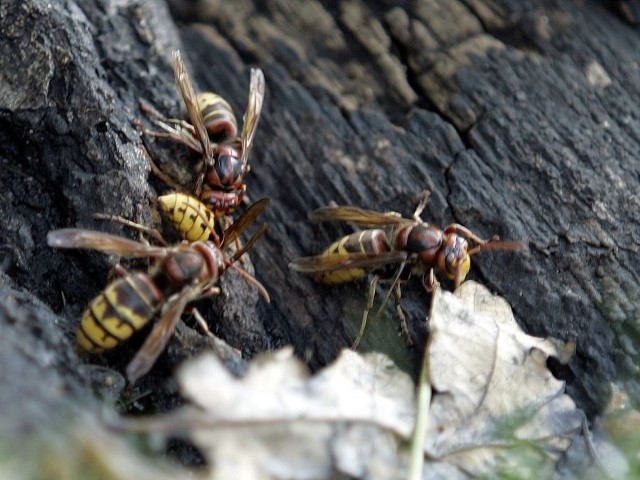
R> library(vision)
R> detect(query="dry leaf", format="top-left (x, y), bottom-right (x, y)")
top-left (113, 281), bottom-right (587, 479)
top-left (178, 347), bottom-right (414, 479)
top-left (179, 347), bottom-right (415, 434)
top-left (425, 282), bottom-right (583, 477)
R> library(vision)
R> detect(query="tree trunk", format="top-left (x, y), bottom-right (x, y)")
top-left (1, 0), bottom-right (638, 447)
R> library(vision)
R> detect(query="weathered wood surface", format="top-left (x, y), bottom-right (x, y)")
top-left (1, 0), bottom-right (639, 443)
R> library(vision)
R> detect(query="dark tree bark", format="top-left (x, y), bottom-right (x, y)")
top-left (1, 0), bottom-right (639, 447)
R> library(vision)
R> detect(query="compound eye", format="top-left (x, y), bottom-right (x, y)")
top-left (215, 155), bottom-right (242, 186)
top-left (444, 252), bottom-right (471, 284)
top-left (444, 237), bottom-right (470, 281)
top-left (444, 251), bottom-right (458, 278)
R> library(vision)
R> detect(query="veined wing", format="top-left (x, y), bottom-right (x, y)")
top-left (172, 50), bottom-right (214, 160)
top-left (240, 68), bottom-right (266, 169)
top-left (47, 229), bottom-right (169, 258)
top-left (308, 206), bottom-right (413, 227)
top-left (222, 198), bottom-right (270, 249)
top-left (125, 284), bottom-right (205, 383)
top-left (289, 250), bottom-right (408, 273)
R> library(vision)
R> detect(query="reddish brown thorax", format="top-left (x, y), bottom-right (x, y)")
top-left (160, 242), bottom-right (224, 287)
top-left (393, 224), bottom-right (471, 282)
top-left (192, 242), bottom-right (225, 282)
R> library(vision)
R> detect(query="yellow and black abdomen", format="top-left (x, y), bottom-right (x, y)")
top-left (158, 193), bottom-right (217, 242)
top-left (76, 273), bottom-right (163, 354)
top-left (197, 92), bottom-right (238, 142)
top-left (315, 229), bottom-right (390, 285)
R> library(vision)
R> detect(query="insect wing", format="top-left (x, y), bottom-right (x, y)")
top-left (47, 229), bottom-right (168, 258)
top-left (172, 50), bottom-right (213, 160)
top-left (289, 250), bottom-right (408, 273)
top-left (230, 223), bottom-right (268, 264)
top-left (138, 99), bottom-right (203, 154)
top-left (125, 285), bottom-right (201, 383)
top-left (222, 197), bottom-right (270, 249)
top-left (240, 68), bottom-right (266, 168)
top-left (308, 206), bottom-right (411, 227)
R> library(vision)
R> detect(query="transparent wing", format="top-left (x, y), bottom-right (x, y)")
top-left (138, 99), bottom-right (204, 154)
top-left (172, 50), bottom-right (213, 160)
top-left (229, 224), bottom-right (267, 264)
top-left (289, 250), bottom-right (408, 273)
top-left (125, 285), bottom-right (205, 383)
top-left (240, 68), bottom-right (266, 168)
top-left (222, 197), bottom-right (270, 249)
top-left (308, 206), bottom-right (413, 227)
top-left (47, 229), bottom-right (169, 258)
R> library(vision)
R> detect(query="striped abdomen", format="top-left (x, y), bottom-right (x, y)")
top-left (197, 93), bottom-right (238, 142)
top-left (158, 193), bottom-right (217, 242)
top-left (76, 273), bottom-right (163, 354)
top-left (315, 229), bottom-right (390, 285)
